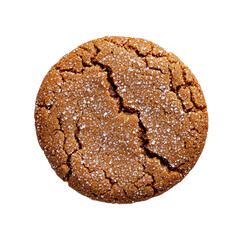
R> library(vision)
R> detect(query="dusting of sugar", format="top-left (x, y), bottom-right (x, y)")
top-left (35, 37), bottom-right (207, 203)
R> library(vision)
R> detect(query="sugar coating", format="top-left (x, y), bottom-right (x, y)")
top-left (35, 36), bottom-right (208, 203)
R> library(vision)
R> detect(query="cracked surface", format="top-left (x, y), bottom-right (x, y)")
top-left (35, 36), bottom-right (208, 203)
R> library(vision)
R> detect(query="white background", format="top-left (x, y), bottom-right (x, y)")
top-left (1, 0), bottom-right (239, 239)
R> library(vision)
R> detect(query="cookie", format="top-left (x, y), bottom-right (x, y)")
top-left (35, 36), bottom-right (208, 203)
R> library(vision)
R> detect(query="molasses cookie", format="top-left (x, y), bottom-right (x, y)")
top-left (35, 36), bottom-right (208, 203)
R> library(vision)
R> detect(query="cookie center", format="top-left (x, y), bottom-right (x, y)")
top-left (59, 43), bottom-right (191, 184)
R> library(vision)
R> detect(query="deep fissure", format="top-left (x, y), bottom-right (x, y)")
top-left (95, 61), bottom-right (179, 173)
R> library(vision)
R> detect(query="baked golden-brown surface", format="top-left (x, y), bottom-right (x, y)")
top-left (35, 36), bottom-right (208, 203)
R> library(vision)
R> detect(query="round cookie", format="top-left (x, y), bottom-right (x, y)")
top-left (35, 36), bottom-right (208, 203)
